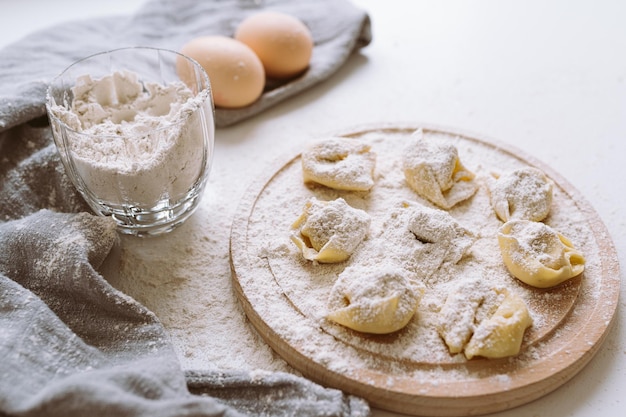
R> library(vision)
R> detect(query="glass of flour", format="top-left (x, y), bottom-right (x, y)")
top-left (46, 47), bottom-right (214, 236)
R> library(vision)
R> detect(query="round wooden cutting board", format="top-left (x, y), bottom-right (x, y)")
top-left (229, 124), bottom-right (620, 416)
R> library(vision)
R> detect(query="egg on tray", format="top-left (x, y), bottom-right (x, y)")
top-left (235, 11), bottom-right (313, 79)
top-left (178, 36), bottom-right (265, 108)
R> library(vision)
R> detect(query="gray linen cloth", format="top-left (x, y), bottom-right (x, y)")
top-left (0, 0), bottom-right (372, 415)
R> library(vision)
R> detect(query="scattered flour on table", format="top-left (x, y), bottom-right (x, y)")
top-left (105, 158), bottom-right (294, 373)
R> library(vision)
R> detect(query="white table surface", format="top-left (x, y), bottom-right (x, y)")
top-left (1, 1), bottom-right (624, 416)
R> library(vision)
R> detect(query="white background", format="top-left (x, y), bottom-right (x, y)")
top-left (1, 1), bottom-right (624, 416)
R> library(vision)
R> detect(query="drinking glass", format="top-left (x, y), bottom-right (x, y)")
top-left (46, 47), bottom-right (214, 236)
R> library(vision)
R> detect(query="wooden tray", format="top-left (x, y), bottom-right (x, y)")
top-left (229, 124), bottom-right (620, 416)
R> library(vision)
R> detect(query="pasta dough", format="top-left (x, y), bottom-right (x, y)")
top-left (405, 202), bottom-right (475, 266)
top-left (326, 265), bottom-right (424, 334)
top-left (498, 220), bottom-right (585, 288)
top-left (372, 201), bottom-right (476, 283)
top-left (291, 197), bottom-right (370, 263)
top-left (301, 137), bottom-right (376, 191)
top-left (438, 279), bottom-right (532, 359)
top-left (464, 289), bottom-right (533, 360)
top-left (403, 129), bottom-right (477, 209)
top-left (491, 167), bottom-right (553, 222)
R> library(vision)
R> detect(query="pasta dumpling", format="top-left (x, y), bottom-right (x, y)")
top-left (491, 167), bottom-right (553, 222)
top-left (375, 201), bottom-right (476, 281)
top-left (326, 265), bottom-right (424, 334)
top-left (464, 288), bottom-right (533, 360)
top-left (301, 137), bottom-right (376, 191)
top-left (291, 198), bottom-right (370, 263)
top-left (498, 220), bottom-right (585, 288)
top-left (403, 129), bottom-right (477, 209)
top-left (438, 279), bottom-right (532, 359)
top-left (405, 202), bottom-right (475, 266)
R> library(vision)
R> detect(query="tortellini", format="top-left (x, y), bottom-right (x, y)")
top-left (373, 202), bottom-right (476, 282)
top-left (301, 137), bottom-right (376, 191)
top-left (403, 129), bottom-right (477, 209)
top-left (326, 265), bottom-right (424, 334)
top-left (405, 202), bottom-right (476, 266)
top-left (491, 167), bottom-right (553, 222)
top-left (438, 279), bottom-right (532, 359)
top-left (464, 288), bottom-right (533, 360)
top-left (290, 198), bottom-right (370, 263)
top-left (498, 220), bottom-right (585, 288)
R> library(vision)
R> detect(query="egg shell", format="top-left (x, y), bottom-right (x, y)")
top-left (235, 11), bottom-right (313, 79)
top-left (178, 36), bottom-right (265, 108)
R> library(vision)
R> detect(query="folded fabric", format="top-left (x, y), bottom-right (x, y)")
top-left (0, 0), bottom-right (371, 130)
top-left (0, 209), bottom-right (368, 416)
top-left (0, 0), bottom-right (372, 415)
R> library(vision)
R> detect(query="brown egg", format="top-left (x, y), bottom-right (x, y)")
top-left (235, 11), bottom-right (313, 79)
top-left (178, 36), bottom-right (265, 108)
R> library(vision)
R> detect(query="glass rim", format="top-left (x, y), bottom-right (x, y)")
top-left (45, 46), bottom-right (213, 139)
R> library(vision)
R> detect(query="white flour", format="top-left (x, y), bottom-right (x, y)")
top-left (49, 70), bottom-right (206, 206)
